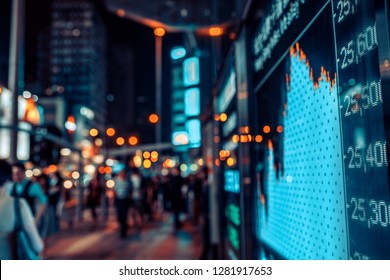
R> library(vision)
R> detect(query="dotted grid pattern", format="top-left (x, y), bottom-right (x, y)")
top-left (258, 53), bottom-right (348, 259)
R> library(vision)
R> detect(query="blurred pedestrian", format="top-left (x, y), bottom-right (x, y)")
top-left (170, 166), bottom-right (184, 229)
top-left (114, 169), bottom-right (131, 238)
top-left (149, 175), bottom-right (160, 220)
top-left (49, 171), bottom-right (65, 230)
top-left (129, 168), bottom-right (144, 232)
top-left (46, 171), bottom-right (61, 233)
top-left (190, 173), bottom-right (202, 225)
top-left (7, 162), bottom-right (48, 226)
top-left (35, 174), bottom-right (51, 239)
top-left (86, 172), bottom-right (103, 224)
top-left (0, 160), bottom-right (44, 260)
top-left (161, 174), bottom-right (172, 213)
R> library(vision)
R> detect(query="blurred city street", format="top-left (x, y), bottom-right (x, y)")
top-left (44, 207), bottom-right (202, 260)
top-left (2, 0), bottom-right (390, 262)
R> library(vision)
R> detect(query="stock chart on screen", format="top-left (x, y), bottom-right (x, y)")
top-left (252, 0), bottom-right (390, 259)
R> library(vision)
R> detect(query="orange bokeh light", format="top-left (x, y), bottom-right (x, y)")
top-left (106, 128), bottom-right (115, 137)
top-left (143, 151), bottom-right (151, 159)
top-left (219, 113), bottom-right (228, 122)
top-left (48, 164), bottom-right (57, 173)
top-left (232, 134), bottom-right (239, 143)
top-left (90, 128), bottom-right (98, 137)
top-left (226, 157), bottom-right (235, 167)
top-left (116, 137), bottom-right (125, 146)
top-left (209, 27), bottom-right (223, 36)
top-left (143, 159), bottom-right (152, 169)
top-left (255, 135), bottom-right (263, 143)
top-left (149, 113), bottom-right (159, 124)
top-left (154, 27), bottom-right (166, 37)
top-left (116, 9), bottom-right (125, 17)
top-left (128, 136), bottom-right (138, 146)
top-left (263, 125), bottom-right (271, 134)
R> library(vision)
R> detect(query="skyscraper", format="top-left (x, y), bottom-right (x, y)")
top-left (49, 0), bottom-right (106, 135)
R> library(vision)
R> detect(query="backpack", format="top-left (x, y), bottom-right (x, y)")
top-left (11, 181), bottom-right (35, 215)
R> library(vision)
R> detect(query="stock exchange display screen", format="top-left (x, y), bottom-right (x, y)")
top-left (251, 0), bottom-right (390, 259)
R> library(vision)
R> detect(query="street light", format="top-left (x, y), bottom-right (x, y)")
top-left (154, 27), bottom-right (165, 144)
top-left (116, 9), bottom-right (126, 17)
top-left (154, 27), bottom-right (165, 37)
top-left (149, 113), bottom-right (159, 124)
top-left (8, 0), bottom-right (25, 163)
top-left (208, 26), bottom-right (224, 37)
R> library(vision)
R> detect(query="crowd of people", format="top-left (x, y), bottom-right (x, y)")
top-left (0, 159), bottom-right (212, 260)
top-left (89, 165), bottom-right (212, 260)
top-left (0, 160), bottom-right (69, 259)
top-left (109, 166), bottom-right (210, 243)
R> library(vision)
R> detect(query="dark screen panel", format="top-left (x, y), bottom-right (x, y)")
top-left (217, 60), bottom-right (241, 259)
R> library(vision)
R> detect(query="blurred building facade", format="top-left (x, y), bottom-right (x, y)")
top-left (44, 0), bottom-right (107, 137)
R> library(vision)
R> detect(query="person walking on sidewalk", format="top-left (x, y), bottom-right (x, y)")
top-left (170, 166), bottom-right (184, 229)
top-left (86, 172), bottom-right (103, 225)
top-left (129, 168), bottom-right (144, 232)
top-left (0, 160), bottom-right (44, 260)
top-left (7, 162), bottom-right (48, 227)
top-left (114, 169), bottom-right (131, 239)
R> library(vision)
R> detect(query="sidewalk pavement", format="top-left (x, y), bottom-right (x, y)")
top-left (43, 207), bottom-right (203, 260)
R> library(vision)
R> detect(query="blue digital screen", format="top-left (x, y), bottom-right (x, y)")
top-left (252, 0), bottom-right (390, 260)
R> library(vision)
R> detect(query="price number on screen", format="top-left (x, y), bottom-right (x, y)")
top-left (346, 141), bottom-right (388, 171)
top-left (344, 80), bottom-right (383, 117)
top-left (339, 24), bottom-right (378, 69)
top-left (349, 197), bottom-right (390, 229)
top-left (336, 0), bottom-right (359, 23)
